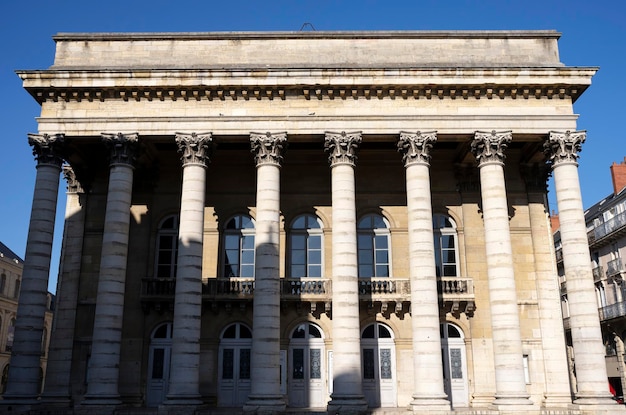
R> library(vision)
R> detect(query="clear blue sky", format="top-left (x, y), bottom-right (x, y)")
top-left (1, 0), bottom-right (624, 293)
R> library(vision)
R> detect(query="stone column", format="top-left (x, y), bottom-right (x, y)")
top-left (471, 130), bottom-right (532, 406)
top-left (544, 131), bottom-right (615, 406)
top-left (325, 131), bottom-right (368, 413)
top-left (398, 131), bottom-right (451, 412)
top-left (523, 164), bottom-right (573, 407)
top-left (165, 132), bottom-right (212, 405)
top-left (41, 166), bottom-right (85, 404)
top-left (2, 134), bottom-right (64, 403)
top-left (83, 133), bottom-right (138, 405)
top-left (244, 132), bottom-right (287, 413)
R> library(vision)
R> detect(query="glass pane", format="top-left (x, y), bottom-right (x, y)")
top-left (308, 265), bottom-right (322, 278)
top-left (292, 250), bottom-right (306, 265)
top-left (151, 348), bottom-right (165, 379)
top-left (240, 265), bottom-right (254, 278)
top-left (443, 250), bottom-right (456, 264)
top-left (159, 236), bottom-right (173, 249)
top-left (158, 250), bottom-right (173, 264)
top-left (309, 235), bottom-right (321, 249)
top-left (359, 249), bottom-right (373, 265)
top-left (291, 265), bottom-right (306, 278)
top-left (223, 325), bottom-right (236, 338)
top-left (378, 325), bottom-right (392, 338)
top-left (310, 349), bottom-right (321, 379)
top-left (373, 215), bottom-right (386, 229)
top-left (443, 265), bottom-right (457, 277)
top-left (308, 216), bottom-right (321, 229)
top-left (309, 250), bottom-right (321, 265)
top-left (241, 216), bottom-right (254, 229)
top-left (362, 325), bottom-right (375, 338)
top-left (293, 349), bottom-right (304, 379)
top-left (359, 265), bottom-right (373, 278)
top-left (154, 324), bottom-right (168, 339)
top-left (450, 348), bottom-right (463, 379)
top-left (239, 325), bottom-right (252, 338)
top-left (240, 348), bottom-right (251, 380)
top-left (358, 216), bottom-right (371, 229)
top-left (242, 235), bottom-right (255, 249)
top-left (447, 325), bottom-right (461, 338)
top-left (308, 325), bottom-right (322, 338)
top-left (358, 234), bottom-right (373, 249)
top-left (375, 265), bottom-right (389, 277)
top-left (375, 235), bottom-right (388, 249)
top-left (380, 348), bottom-right (392, 379)
top-left (292, 324), bottom-right (306, 338)
top-left (363, 349), bottom-right (375, 379)
top-left (225, 235), bottom-right (239, 249)
top-left (441, 235), bottom-right (455, 249)
top-left (226, 217), bottom-right (238, 229)
top-left (375, 250), bottom-right (388, 263)
top-left (292, 216), bottom-right (306, 229)
top-left (242, 250), bottom-right (254, 264)
top-left (291, 235), bottom-right (306, 249)
top-left (222, 349), bottom-right (234, 379)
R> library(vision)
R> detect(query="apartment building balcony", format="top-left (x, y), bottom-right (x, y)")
top-left (598, 300), bottom-right (626, 321)
top-left (140, 276), bottom-right (476, 316)
top-left (607, 257), bottom-right (625, 280)
top-left (592, 265), bottom-right (604, 283)
top-left (555, 247), bottom-right (563, 264)
top-left (588, 210), bottom-right (626, 248)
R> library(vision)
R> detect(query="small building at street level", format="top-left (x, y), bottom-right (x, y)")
top-left (2, 30), bottom-right (621, 414)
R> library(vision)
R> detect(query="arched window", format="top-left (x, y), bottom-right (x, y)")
top-left (289, 215), bottom-right (323, 278)
top-left (358, 214), bottom-right (390, 277)
top-left (433, 214), bottom-right (459, 277)
top-left (155, 215), bottom-right (179, 278)
top-left (223, 215), bottom-right (255, 278)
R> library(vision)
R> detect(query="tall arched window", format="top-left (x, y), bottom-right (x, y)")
top-left (290, 215), bottom-right (323, 278)
top-left (223, 215), bottom-right (255, 278)
top-left (155, 215), bottom-right (179, 279)
top-left (433, 214), bottom-right (459, 277)
top-left (358, 214), bottom-right (390, 277)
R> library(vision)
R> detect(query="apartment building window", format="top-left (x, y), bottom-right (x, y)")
top-left (155, 215), bottom-right (179, 279)
top-left (357, 214), bottom-right (391, 278)
top-left (0, 273), bottom-right (5, 295)
top-left (289, 214), bottom-right (323, 278)
top-left (223, 215), bottom-right (255, 278)
top-left (433, 214), bottom-right (459, 277)
top-left (12, 280), bottom-right (19, 299)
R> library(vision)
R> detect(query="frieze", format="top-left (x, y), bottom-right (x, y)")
top-left (28, 133), bottom-right (65, 168)
top-left (175, 132), bottom-right (213, 167)
top-left (398, 131), bottom-right (437, 167)
top-left (324, 131), bottom-right (362, 167)
top-left (102, 132), bottom-right (139, 166)
top-left (250, 132), bottom-right (287, 167)
top-left (544, 130), bottom-right (586, 166)
top-left (471, 130), bottom-right (512, 166)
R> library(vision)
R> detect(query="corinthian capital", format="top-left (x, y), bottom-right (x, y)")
top-left (471, 130), bottom-right (512, 166)
top-left (250, 132), bottom-right (287, 167)
top-left (175, 132), bottom-right (212, 167)
top-left (324, 131), bottom-right (362, 167)
top-left (102, 132), bottom-right (139, 166)
top-left (62, 165), bottom-right (84, 194)
top-left (398, 131), bottom-right (437, 167)
top-left (28, 133), bottom-right (65, 168)
top-left (544, 130), bottom-right (586, 167)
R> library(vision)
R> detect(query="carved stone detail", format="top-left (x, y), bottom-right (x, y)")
top-left (102, 132), bottom-right (139, 166)
top-left (521, 163), bottom-right (551, 193)
top-left (398, 131), bottom-right (437, 167)
top-left (28, 133), bottom-right (65, 168)
top-left (62, 165), bottom-right (84, 194)
top-left (250, 131), bottom-right (287, 167)
top-left (324, 131), bottom-right (362, 167)
top-left (175, 132), bottom-right (213, 167)
top-left (471, 130), bottom-right (512, 166)
top-left (544, 130), bottom-right (586, 166)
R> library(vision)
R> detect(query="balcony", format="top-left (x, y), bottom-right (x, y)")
top-left (140, 276), bottom-right (476, 317)
top-left (588, 210), bottom-right (626, 248)
top-left (555, 248), bottom-right (563, 264)
top-left (599, 300), bottom-right (626, 321)
top-left (607, 258), bottom-right (624, 278)
top-left (592, 265), bottom-right (604, 283)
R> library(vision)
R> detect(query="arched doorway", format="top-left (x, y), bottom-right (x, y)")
top-left (361, 322), bottom-right (397, 408)
top-left (146, 322), bottom-right (173, 407)
top-left (441, 322), bottom-right (469, 408)
top-left (218, 323), bottom-right (252, 407)
top-left (288, 322), bottom-right (327, 408)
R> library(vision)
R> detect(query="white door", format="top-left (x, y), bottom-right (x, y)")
top-left (288, 323), bottom-right (327, 408)
top-left (441, 323), bottom-right (469, 408)
top-left (361, 323), bottom-right (397, 408)
top-left (218, 323), bottom-right (252, 407)
top-left (146, 322), bottom-right (172, 407)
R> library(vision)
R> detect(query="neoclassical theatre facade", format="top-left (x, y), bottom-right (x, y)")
top-left (3, 31), bottom-right (620, 414)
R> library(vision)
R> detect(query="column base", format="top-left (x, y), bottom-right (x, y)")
top-left (573, 392), bottom-right (617, 406)
top-left (493, 393), bottom-right (533, 406)
top-left (327, 394), bottom-right (368, 415)
top-left (163, 394), bottom-right (203, 406)
top-left (80, 394), bottom-right (122, 406)
top-left (409, 393), bottom-right (451, 412)
top-left (158, 403), bottom-right (206, 415)
top-left (542, 393), bottom-right (575, 407)
top-left (243, 394), bottom-right (286, 414)
top-left (574, 402), bottom-right (626, 414)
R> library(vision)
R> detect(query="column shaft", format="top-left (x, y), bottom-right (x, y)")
top-left (325, 131), bottom-right (367, 412)
top-left (42, 167), bottom-right (84, 403)
top-left (84, 133), bottom-right (137, 404)
top-left (472, 131), bottom-right (532, 406)
top-left (3, 134), bottom-right (63, 403)
top-left (245, 132), bottom-right (286, 413)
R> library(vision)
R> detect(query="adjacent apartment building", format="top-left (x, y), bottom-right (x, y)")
top-left (2, 30), bottom-right (620, 414)
top-left (0, 242), bottom-right (53, 394)
top-left (555, 158), bottom-right (626, 401)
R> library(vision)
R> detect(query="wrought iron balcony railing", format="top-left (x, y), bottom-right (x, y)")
top-left (599, 300), bottom-right (626, 321)
top-left (588, 210), bottom-right (626, 246)
top-left (607, 258), bottom-right (624, 277)
top-left (592, 265), bottom-right (604, 283)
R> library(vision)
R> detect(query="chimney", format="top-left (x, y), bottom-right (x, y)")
top-left (610, 157), bottom-right (626, 195)
top-left (550, 210), bottom-right (560, 231)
